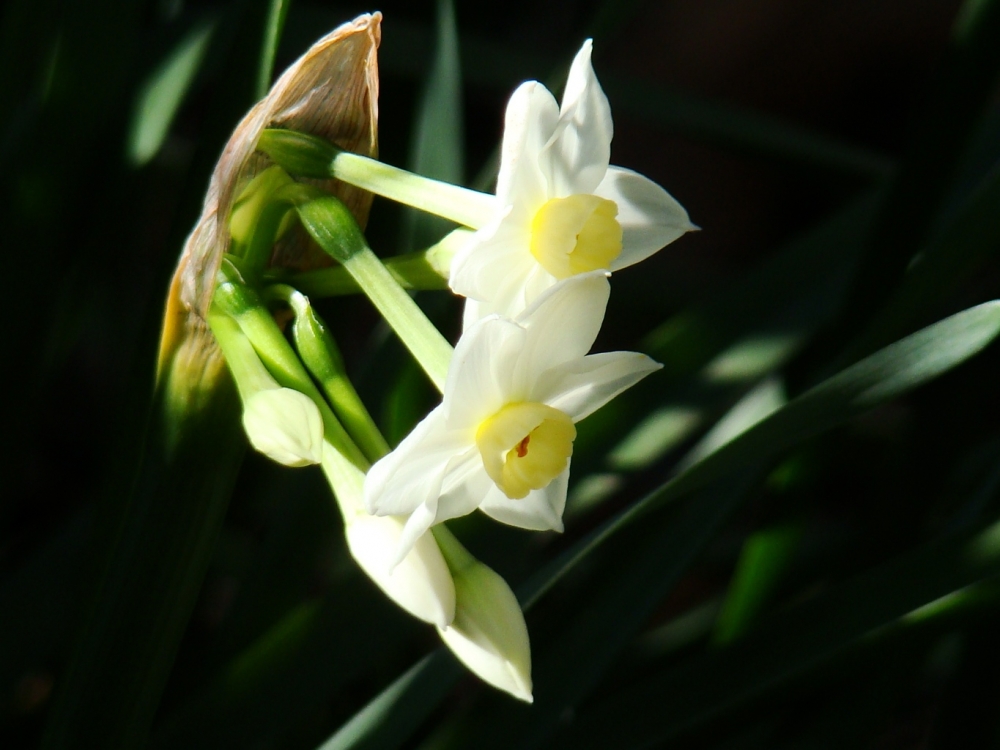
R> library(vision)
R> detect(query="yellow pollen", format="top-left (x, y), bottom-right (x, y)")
top-left (530, 194), bottom-right (623, 278)
top-left (476, 402), bottom-right (576, 500)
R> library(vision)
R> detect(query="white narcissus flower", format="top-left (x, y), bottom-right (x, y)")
top-left (364, 272), bottom-right (662, 561)
top-left (449, 39), bottom-right (696, 325)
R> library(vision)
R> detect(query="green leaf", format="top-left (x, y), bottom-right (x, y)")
top-left (712, 523), bottom-right (802, 645)
top-left (836, 159), bottom-right (1000, 367)
top-left (320, 300), bottom-right (1000, 749)
top-left (402, 0), bottom-right (465, 251)
top-left (317, 654), bottom-right (460, 750)
top-left (256, 0), bottom-right (291, 99)
top-left (831, 0), bottom-right (1000, 346)
top-left (552, 521), bottom-right (1000, 749)
top-left (644, 300), bottom-right (1000, 512)
top-left (127, 20), bottom-right (215, 166)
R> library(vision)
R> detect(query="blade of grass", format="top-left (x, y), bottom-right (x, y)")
top-left (835, 158), bottom-right (1000, 368)
top-left (401, 0), bottom-right (464, 252)
top-left (712, 523), bottom-right (802, 645)
top-left (318, 653), bottom-right (460, 750)
top-left (256, 0), bottom-right (291, 99)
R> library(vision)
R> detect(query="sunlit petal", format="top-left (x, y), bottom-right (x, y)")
top-left (541, 39), bottom-right (612, 196)
top-left (541, 351), bottom-right (663, 421)
top-left (596, 166), bottom-right (696, 270)
top-left (478, 467), bottom-right (569, 531)
top-left (495, 82), bottom-right (560, 209)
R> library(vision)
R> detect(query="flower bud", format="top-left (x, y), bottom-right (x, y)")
top-left (434, 528), bottom-right (533, 702)
top-left (321, 443), bottom-right (456, 628)
top-left (242, 387), bottom-right (324, 467)
top-left (346, 513), bottom-right (456, 628)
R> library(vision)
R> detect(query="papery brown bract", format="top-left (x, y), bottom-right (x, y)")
top-left (158, 13), bottom-right (381, 382)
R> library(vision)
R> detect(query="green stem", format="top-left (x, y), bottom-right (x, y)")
top-left (207, 312), bottom-right (279, 398)
top-left (267, 283), bottom-right (391, 463)
top-left (431, 524), bottom-right (476, 574)
top-left (332, 150), bottom-right (495, 229)
top-left (212, 262), bottom-right (367, 469)
top-left (296, 196), bottom-right (454, 392)
top-left (269, 251), bottom-right (450, 297)
top-left (258, 128), bottom-right (497, 229)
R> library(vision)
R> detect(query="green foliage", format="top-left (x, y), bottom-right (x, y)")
top-left (5, 0), bottom-right (1000, 748)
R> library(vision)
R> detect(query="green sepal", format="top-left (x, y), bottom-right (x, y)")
top-left (258, 128), bottom-right (340, 179)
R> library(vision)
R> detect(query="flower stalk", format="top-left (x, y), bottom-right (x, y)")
top-left (267, 283), bottom-right (390, 463)
top-left (212, 259), bottom-right (367, 468)
top-left (296, 195), bottom-right (454, 392)
top-left (258, 127), bottom-right (497, 229)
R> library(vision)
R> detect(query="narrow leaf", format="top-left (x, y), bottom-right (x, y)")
top-left (127, 20), bottom-right (215, 166)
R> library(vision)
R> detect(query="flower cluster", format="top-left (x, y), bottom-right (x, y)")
top-left (360, 40), bottom-right (692, 697)
top-left (365, 40), bottom-right (692, 559)
top-left (217, 32), bottom-right (693, 705)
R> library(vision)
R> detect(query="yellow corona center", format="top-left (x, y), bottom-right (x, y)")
top-left (475, 402), bottom-right (576, 500)
top-left (529, 194), bottom-right (623, 279)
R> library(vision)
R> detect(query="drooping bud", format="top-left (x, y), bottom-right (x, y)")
top-left (321, 443), bottom-right (457, 628)
top-left (242, 387), bottom-right (324, 467)
top-left (433, 526), bottom-right (533, 702)
top-left (208, 310), bottom-right (324, 467)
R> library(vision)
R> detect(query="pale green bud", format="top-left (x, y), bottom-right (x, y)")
top-left (241, 387), bottom-right (325, 467)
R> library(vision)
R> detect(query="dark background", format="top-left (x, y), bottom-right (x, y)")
top-left (5, 0), bottom-right (1000, 748)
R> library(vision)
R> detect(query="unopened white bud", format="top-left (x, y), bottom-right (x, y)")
top-left (435, 529), bottom-right (533, 702)
top-left (242, 387), bottom-right (324, 466)
top-left (346, 513), bottom-right (456, 628)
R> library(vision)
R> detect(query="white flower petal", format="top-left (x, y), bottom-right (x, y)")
top-left (461, 297), bottom-right (484, 332)
top-left (445, 316), bottom-right (526, 427)
top-left (364, 408), bottom-right (466, 517)
top-left (449, 205), bottom-right (527, 303)
top-left (393, 447), bottom-right (491, 564)
top-left (346, 514), bottom-right (456, 628)
top-left (439, 451), bottom-right (495, 515)
top-left (478, 466), bottom-right (568, 532)
top-left (541, 40), bottom-right (612, 196)
top-left (541, 351), bottom-right (663, 422)
top-left (512, 272), bottom-right (611, 397)
top-left (396, 502), bottom-right (442, 568)
top-left (495, 81), bottom-right (560, 209)
top-left (596, 166), bottom-right (696, 270)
